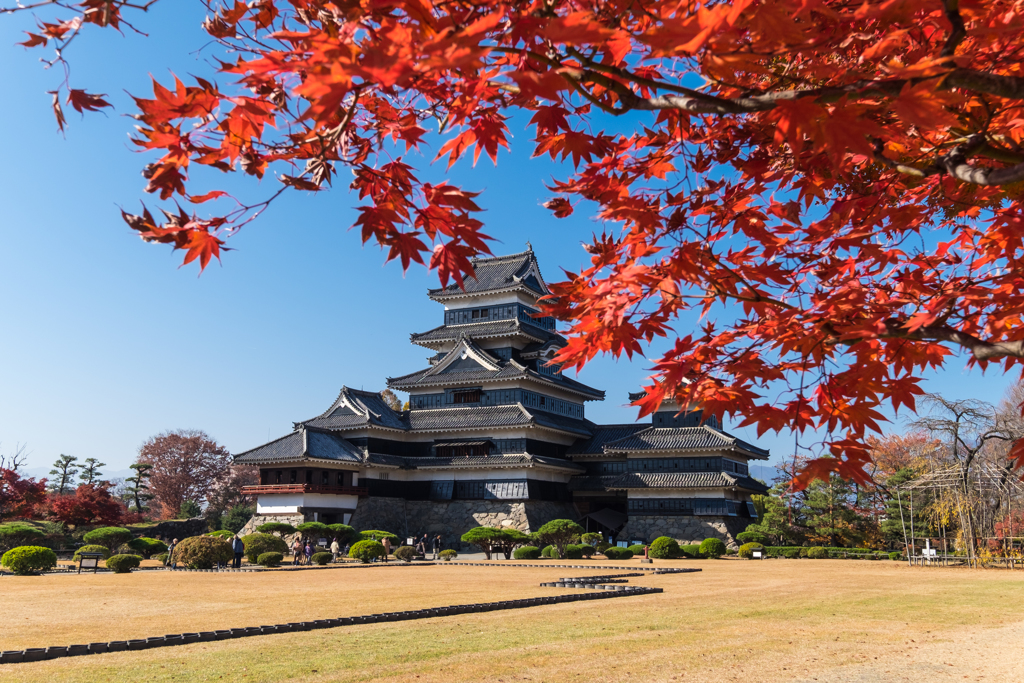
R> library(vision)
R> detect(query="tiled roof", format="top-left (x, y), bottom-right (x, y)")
top-left (566, 475), bottom-right (622, 492)
top-left (567, 424), bottom-right (649, 455)
top-left (603, 425), bottom-right (769, 459)
top-left (407, 404), bottom-right (533, 431)
top-left (233, 429), bottom-right (363, 465)
top-left (410, 318), bottom-right (561, 347)
top-left (299, 386), bottom-right (409, 431)
top-left (606, 471), bottom-right (769, 492)
top-left (428, 249), bottom-right (547, 300)
top-left (364, 452), bottom-right (584, 472)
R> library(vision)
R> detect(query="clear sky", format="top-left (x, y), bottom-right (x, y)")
top-left (0, 5), bottom-right (1016, 482)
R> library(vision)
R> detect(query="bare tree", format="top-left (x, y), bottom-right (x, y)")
top-left (909, 395), bottom-right (1018, 480)
top-left (0, 442), bottom-right (29, 472)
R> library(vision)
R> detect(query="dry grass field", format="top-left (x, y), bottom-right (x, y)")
top-left (1, 558), bottom-right (1022, 682)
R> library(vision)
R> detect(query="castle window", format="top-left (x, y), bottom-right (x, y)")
top-left (452, 389), bottom-right (481, 404)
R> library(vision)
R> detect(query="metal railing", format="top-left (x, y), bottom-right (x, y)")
top-left (241, 484), bottom-right (369, 496)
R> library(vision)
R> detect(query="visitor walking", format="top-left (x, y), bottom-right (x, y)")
top-left (167, 538), bottom-right (178, 569)
top-left (232, 535), bottom-right (245, 569)
top-left (292, 538), bottom-right (302, 566)
top-left (432, 534), bottom-right (441, 560)
top-left (330, 537), bottom-right (340, 563)
top-left (304, 541), bottom-right (313, 565)
top-left (382, 536), bottom-right (392, 563)
top-left (419, 533), bottom-right (429, 557)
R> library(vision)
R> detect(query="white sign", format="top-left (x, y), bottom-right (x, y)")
top-left (752, 550), bottom-right (763, 559)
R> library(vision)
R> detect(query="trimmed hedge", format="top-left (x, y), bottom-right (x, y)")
top-left (207, 530), bottom-right (236, 539)
top-left (807, 546), bottom-right (827, 559)
top-left (439, 549), bottom-right (457, 561)
top-left (679, 544), bottom-right (703, 559)
top-left (564, 544), bottom-right (584, 560)
top-left (736, 529), bottom-right (769, 545)
top-left (359, 530), bottom-right (399, 542)
top-left (73, 544), bottom-right (111, 561)
top-left (349, 540), bottom-right (385, 563)
top-left (541, 545), bottom-right (555, 558)
top-left (105, 554), bottom-right (141, 573)
top-left (127, 537), bottom-right (168, 559)
top-left (0, 523), bottom-right (46, 553)
top-left (738, 542), bottom-right (764, 559)
top-left (394, 546), bottom-right (417, 562)
top-left (783, 548), bottom-right (801, 559)
top-left (650, 536), bottom-right (681, 559)
top-left (241, 533), bottom-right (288, 564)
top-left (1, 546), bottom-right (57, 575)
top-left (596, 542), bottom-right (612, 554)
top-left (514, 546), bottom-right (541, 560)
top-left (311, 551), bottom-right (333, 565)
top-left (578, 544), bottom-right (596, 558)
top-left (155, 553), bottom-right (169, 564)
top-left (82, 527), bottom-right (133, 550)
top-left (257, 552), bottom-right (283, 567)
top-left (256, 522), bottom-right (296, 535)
top-left (889, 551), bottom-right (902, 560)
top-left (173, 536), bottom-right (233, 569)
top-left (603, 547), bottom-right (633, 560)
top-left (627, 544), bottom-right (645, 555)
top-left (699, 538), bottom-right (727, 559)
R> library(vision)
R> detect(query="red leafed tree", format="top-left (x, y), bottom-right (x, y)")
top-left (46, 483), bottom-right (125, 526)
top-left (137, 430), bottom-right (232, 519)
top-left (0, 469), bottom-right (48, 521)
top-left (10, 0), bottom-right (1024, 483)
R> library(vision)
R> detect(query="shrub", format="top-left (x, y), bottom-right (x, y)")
top-left (564, 544), bottom-right (584, 560)
top-left (359, 530), bottom-right (399, 542)
top-left (540, 545), bottom-right (554, 558)
top-left (0, 523), bottom-right (46, 553)
top-left (295, 522), bottom-right (331, 539)
top-left (439, 549), bottom-right (457, 561)
top-left (679, 544), bottom-right (703, 559)
top-left (256, 522), bottom-right (296, 535)
top-left (311, 551), bottom-right (333, 565)
top-left (536, 519), bottom-right (585, 559)
top-left (1, 546), bottom-right (57, 575)
top-left (105, 554), bottom-right (142, 573)
top-left (327, 524), bottom-right (361, 545)
top-left (699, 538), bottom-right (727, 559)
top-left (736, 529), bottom-right (769, 546)
top-left (257, 552), bottom-right (283, 567)
top-left (127, 537), bottom-right (168, 559)
top-left (514, 546), bottom-right (541, 560)
top-left (596, 542), bottom-right (612, 554)
top-left (627, 544), bottom-right (645, 555)
top-left (461, 526), bottom-right (506, 559)
top-left (241, 533), bottom-right (288, 564)
top-left (738, 542), bottom-right (764, 559)
top-left (889, 551), bottom-right (902, 561)
top-left (82, 527), bottom-right (133, 550)
top-left (603, 547), bottom-right (633, 560)
top-left (394, 545), bottom-right (417, 562)
top-left (155, 553), bottom-right (169, 564)
top-left (799, 547), bottom-right (809, 558)
top-left (579, 544), bottom-right (596, 558)
top-left (174, 536), bottom-right (233, 569)
top-left (349, 539), bottom-right (385, 563)
top-left (580, 532), bottom-right (603, 546)
top-left (650, 537), bottom-right (681, 559)
top-left (726, 548), bottom-right (738, 556)
top-left (783, 548), bottom-right (801, 559)
top-left (73, 544), bottom-right (111, 561)
top-left (207, 530), bottom-right (236, 539)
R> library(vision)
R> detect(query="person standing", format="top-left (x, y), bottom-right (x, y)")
top-left (432, 534), bottom-right (441, 560)
top-left (381, 536), bottom-right (392, 563)
top-left (304, 540), bottom-right (313, 565)
top-left (232, 535), bottom-right (245, 569)
top-left (420, 533), bottom-right (429, 557)
top-left (167, 538), bottom-right (178, 570)
top-left (330, 537), bottom-right (340, 563)
top-left (292, 538), bottom-right (303, 566)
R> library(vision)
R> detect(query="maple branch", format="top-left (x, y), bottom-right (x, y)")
top-left (828, 319), bottom-right (1024, 361)
top-left (940, 0), bottom-right (967, 58)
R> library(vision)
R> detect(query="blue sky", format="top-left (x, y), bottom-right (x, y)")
top-left (0, 5), bottom-right (1016, 481)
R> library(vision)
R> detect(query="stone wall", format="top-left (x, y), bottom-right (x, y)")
top-left (347, 497), bottom-right (409, 537)
top-left (618, 515), bottom-right (749, 549)
top-left (237, 513), bottom-right (305, 540)
top-left (141, 518), bottom-right (208, 541)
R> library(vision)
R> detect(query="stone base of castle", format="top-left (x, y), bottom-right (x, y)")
top-left (618, 515), bottom-right (750, 549)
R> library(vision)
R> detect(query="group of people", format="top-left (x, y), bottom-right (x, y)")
top-left (414, 533), bottom-right (443, 560)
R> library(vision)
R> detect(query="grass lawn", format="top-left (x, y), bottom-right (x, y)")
top-left (1, 558), bottom-right (1022, 682)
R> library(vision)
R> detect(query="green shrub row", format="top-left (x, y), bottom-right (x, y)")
top-left (602, 547), bottom-right (633, 560)
top-left (514, 546), bottom-right (541, 560)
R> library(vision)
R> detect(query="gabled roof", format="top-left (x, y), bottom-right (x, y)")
top-left (233, 428), bottom-right (364, 465)
top-left (298, 386), bottom-right (409, 432)
top-left (388, 336), bottom-right (604, 400)
top-left (427, 249), bottom-right (548, 301)
top-left (606, 471), bottom-right (769, 492)
top-left (375, 453), bottom-right (585, 473)
top-left (602, 425), bottom-right (769, 459)
top-left (567, 424), bottom-right (649, 456)
top-left (410, 318), bottom-right (563, 349)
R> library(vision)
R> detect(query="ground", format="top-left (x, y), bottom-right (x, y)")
top-left (1, 558), bottom-right (1022, 682)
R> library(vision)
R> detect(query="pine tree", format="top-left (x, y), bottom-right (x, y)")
top-left (804, 475), bottom-right (864, 547)
top-left (125, 463), bottom-right (154, 513)
top-left (78, 458), bottom-right (106, 485)
top-left (48, 454), bottom-right (80, 495)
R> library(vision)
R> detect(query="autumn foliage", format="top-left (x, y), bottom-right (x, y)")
top-left (11, 0), bottom-right (1024, 482)
top-left (137, 429), bottom-right (233, 519)
top-left (45, 483), bottom-right (125, 527)
top-left (0, 469), bottom-right (48, 521)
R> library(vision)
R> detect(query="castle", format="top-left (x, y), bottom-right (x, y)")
top-left (235, 248), bottom-right (768, 547)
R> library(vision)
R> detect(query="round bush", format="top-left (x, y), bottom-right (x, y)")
top-left (888, 551), bottom-right (902, 560)
top-left (73, 544), bottom-right (111, 561)
top-left (564, 544), bottom-right (584, 560)
top-left (349, 539), bottom-right (385, 563)
top-left (1, 546), bottom-right (57, 575)
top-left (680, 544), bottom-right (703, 559)
top-left (514, 546), bottom-right (541, 560)
top-left (327, 524), bottom-right (361, 545)
top-left (579, 544), bottom-right (596, 558)
top-left (649, 536), bottom-right (681, 559)
top-left (394, 545), bottom-right (417, 562)
top-left (127, 537), bottom-right (168, 559)
top-left (173, 536), bottom-right (233, 569)
top-left (627, 544), bottom-right (645, 555)
top-left (736, 529), bottom-right (769, 546)
top-left (580, 532), bottom-right (603, 546)
top-left (738, 542), bottom-right (764, 559)
top-left (82, 527), bottom-right (133, 550)
top-left (540, 545), bottom-right (554, 558)
top-left (257, 552), bottom-right (283, 567)
top-left (256, 522), bottom-right (296, 535)
top-left (783, 548), bottom-right (800, 559)
top-left (311, 551), bottom-right (332, 566)
top-left (799, 547), bottom-right (809, 558)
top-left (0, 523), bottom-right (46, 552)
top-left (596, 542), bottom-right (612, 554)
top-left (207, 530), bottom-right (236, 539)
top-left (699, 538), bottom-right (727, 559)
top-left (155, 552), bottom-right (169, 564)
top-left (241, 533), bottom-right (288, 564)
top-left (807, 546), bottom-right (827, 559)
top-left (105, 554), bottom-right (142, 573)
top-left (359, 530), bottom-right (399, 542)
top-left (439, 549), bottom-right (458, 561)
top-left (603, 547), bottom-right (634, 560)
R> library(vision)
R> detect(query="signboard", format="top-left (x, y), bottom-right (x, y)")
top-left (407, 537), bottom-right (415, 546)
top-left (752, 550), bottom-right (763, 559)
top-left (318, 538), bottom-right (327, 546)
top-left (80, 558), bottom-right (99, 568)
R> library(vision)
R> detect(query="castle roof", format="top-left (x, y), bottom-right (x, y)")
top-left (605, 471), bottom-right (769, 492)
top-left (566, 424), bottom-right (649, 456)
top-left (297, 386), bottom-right (408, 432)
top-left (234, 428), bottom-right (364, 465)
top-left (366, 452), bottom-right (583, 473)
top-left (602, 425), bottom-right (770, 459)
top-left (410, 318), bottom-right (562, 349)
top-left (427, 249), bottom-right (547, 301)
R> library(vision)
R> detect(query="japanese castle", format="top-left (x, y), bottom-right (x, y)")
top-left (235, 247), bottom-right (768, 547)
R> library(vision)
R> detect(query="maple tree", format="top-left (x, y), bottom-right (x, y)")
top-left (0, 469), bottom-right (48, 521)
top-left (10, 0), bottom-right (1024, 483)
top-left (45, 482), bottom-right (125, 526)
top-left (136, 429), bottom-right (233, 518)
